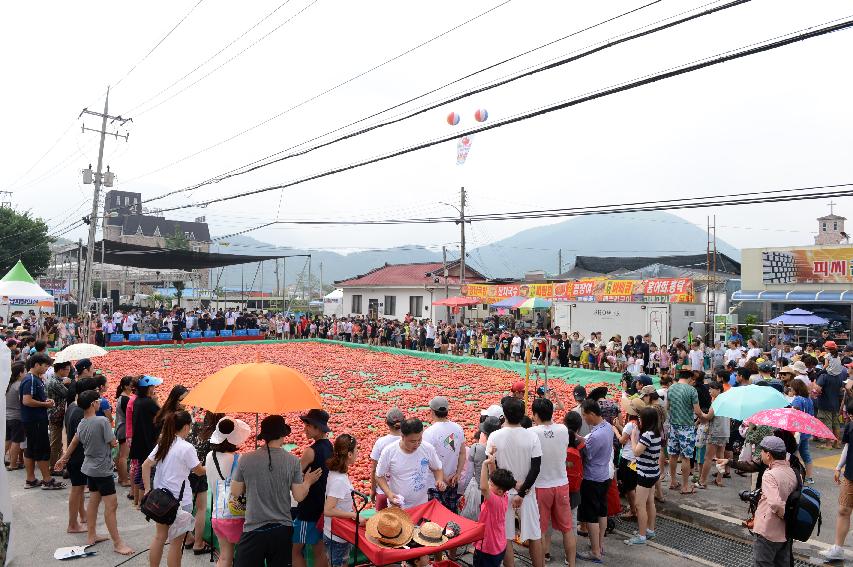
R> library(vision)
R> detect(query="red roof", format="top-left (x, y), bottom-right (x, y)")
top-left (336, 262), bottom-right (485, 287)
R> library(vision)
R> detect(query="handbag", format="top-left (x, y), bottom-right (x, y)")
top-left (141, 481), bottom-right (185, 525)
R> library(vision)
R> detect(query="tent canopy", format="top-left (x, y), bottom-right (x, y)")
top-left (0, 260), bottom-right (51, 299)
top-left (81, 240), bottom-right (300, 271)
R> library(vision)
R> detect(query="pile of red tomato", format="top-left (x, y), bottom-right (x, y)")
top-left (97, 343), bottom-right (620, 494)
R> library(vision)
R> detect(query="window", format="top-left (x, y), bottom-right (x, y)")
top-left (823, 222), bottom-right (827, 231)
top-left (384, 296), bottom-right (396, 316)
top-left (834, 222), bottom-right (838, 230)
top-left (352, 295), bottom-right (362, 314)
top-left (409, 296), bottom-right (423, 315)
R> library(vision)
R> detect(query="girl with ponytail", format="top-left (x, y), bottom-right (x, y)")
top-left (323, 434), bottom-right (363, 567)
top-left (142, 410), bottom-right (206, 567)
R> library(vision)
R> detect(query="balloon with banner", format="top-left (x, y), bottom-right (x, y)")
top-left (456, 135), bottom-right (473, 166)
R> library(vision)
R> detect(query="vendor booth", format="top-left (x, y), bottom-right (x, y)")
top-left (0, 260), bottom-right (53, 323)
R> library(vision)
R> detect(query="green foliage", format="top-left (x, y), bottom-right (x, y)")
top-left (742, 313), bottom-right (758, 339)
top-left (173, 280), bottom-right (186, 305)
top-left (164, 226), bottom-right (191, 251)
top-left (0, 208), bottom-right (52, 277)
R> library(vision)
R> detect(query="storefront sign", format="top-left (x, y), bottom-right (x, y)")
top-left (763, 247), bottom-right (853, 284)
top-left (462, 278), bottom-right (694, 304)
top-left (38, 278), bottom-right (68, 294)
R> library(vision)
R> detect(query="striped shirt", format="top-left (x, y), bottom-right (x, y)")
top-left (636, 431), bottom-right (661, 478)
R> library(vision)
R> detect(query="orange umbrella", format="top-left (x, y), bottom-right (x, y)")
top-left (182, 363), bottom-right (322, 414)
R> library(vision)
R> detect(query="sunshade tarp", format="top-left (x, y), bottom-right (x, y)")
top-left (767, 308), bottom-right (829, 326)
top-left (82, 240), bottom-right (295, 271)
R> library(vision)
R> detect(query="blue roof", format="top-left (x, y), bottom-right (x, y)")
top-left (732, 290), bottom-right (853, 303)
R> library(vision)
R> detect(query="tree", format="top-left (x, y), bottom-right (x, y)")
top-left (165, 226), bottom-right (191, 251)
top-left (173, 280), bottom-right (186, 306)
top-left (0, 207), bottom-right (52, 277)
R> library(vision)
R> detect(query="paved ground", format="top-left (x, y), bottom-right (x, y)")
top-left (8, 447), bottom-right (846, 566)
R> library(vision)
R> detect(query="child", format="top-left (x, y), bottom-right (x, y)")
top-left (579, 343), bottom-right (591, 369)
top-left (474, 448), bottom-right (516, 567)
top-left (563, 411), bottom-right (586, 533)
top-left (625, 407), bottom-right (662, 545)
top-left (697, 382), bottom-right (729, 488)
top-left (618, 398), bottom-right (644, 520)
top-left (323, 434), bottom-right (365, 567)
top-left (55, 390), bottom-right (133, 556)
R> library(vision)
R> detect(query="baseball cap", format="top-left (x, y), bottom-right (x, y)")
top-left (758, 361), bottom-right (774, 373)
top-left (429, 396), bottom-right (449, 412)
top-left (386, 408), bottom-right (405, 426)
top-left (626, 397), bottom-right (646, 416)
top-left (480, 404), bottom-right (503, 420)
top-left (74, 358), bottom-right (92, 373)
top-left (824, 340), bottom-right (838, 350)
top-left (479, 416), bottom-right (501, 437)
top-left (640, 385), bottom-right (657, 396)
top-left (510, 381), bottom-right (525, 393)
top-left (635, 375), bottom-right (653, 387)
top-left (760, 436), bottom-right (786, 454)
top-left (137, 375), bottom-right (163, 387)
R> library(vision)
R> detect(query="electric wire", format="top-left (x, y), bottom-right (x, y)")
top-left (125, 0), bottom-right (516, 184)
top-left (148, 16), bottom-right (853, 215)
top-left (132, 0), bottom-right (318, 117)
top-left (144, 0), bottom-right (736, 203)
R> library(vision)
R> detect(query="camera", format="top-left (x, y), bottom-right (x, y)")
top-left (739, 489), bottom-right (761, 505)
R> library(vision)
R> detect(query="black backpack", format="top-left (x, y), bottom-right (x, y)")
top-left (785, 469), bottom-right (821, 542)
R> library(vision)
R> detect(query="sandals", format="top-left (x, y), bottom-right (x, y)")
top-left (680, 487), bottom-right (696, 495)
top-left (668, 482), bottom-right (681, 491)
top-left (695, 482), bottom-right (708, 489)
top-left (24, 479), bottom-right (41, 489)
top-left (192, 544), bottom-right (213, 555)
top-left (41, 479), bottom-right (66, 490)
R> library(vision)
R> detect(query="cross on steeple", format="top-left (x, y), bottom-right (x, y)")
top-left (829, 201), bottom-right (837, 215)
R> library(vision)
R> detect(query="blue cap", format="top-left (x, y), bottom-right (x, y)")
top-left (138, 375), bottom-right (163, 387)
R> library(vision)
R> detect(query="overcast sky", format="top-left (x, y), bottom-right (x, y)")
top-left (2, 0), bottom-right (852, 256)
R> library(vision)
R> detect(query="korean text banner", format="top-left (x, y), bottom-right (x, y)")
top-left (462, 278), bottom-right (693, 303)
top-left (763, 248), bottom-right (853, 284)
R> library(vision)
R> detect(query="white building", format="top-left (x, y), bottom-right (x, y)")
top-left (335, 261), bottom-right (486, 321)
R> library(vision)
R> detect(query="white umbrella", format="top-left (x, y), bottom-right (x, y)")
top-left (53, 343), bottom-right (108, 363)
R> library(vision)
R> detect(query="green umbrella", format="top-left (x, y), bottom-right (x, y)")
top-left (711, 384), bottom-right (789, 420)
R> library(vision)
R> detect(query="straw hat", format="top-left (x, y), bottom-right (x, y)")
top-left (412, 521), bottom-right (449, 547)
top-left (365, 507), bottom-right (414, 548)
top-left (626, 397), bottom-right (646, 417)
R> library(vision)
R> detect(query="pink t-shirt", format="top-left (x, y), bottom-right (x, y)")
top-left (125, 395), bottom-right (137, 441)
top-left (474, 491), bottom-right (508, 555)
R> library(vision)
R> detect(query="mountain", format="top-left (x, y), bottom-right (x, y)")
top-left (210, 211), bottom-right (739, 291)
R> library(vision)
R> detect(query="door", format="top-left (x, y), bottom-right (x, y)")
top-left (368, 299), bottom-right (379, 320)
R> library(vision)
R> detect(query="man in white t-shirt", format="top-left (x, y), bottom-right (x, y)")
top-left (486, 398), bottom-right (544, 567)
top-left (689, 340), bottom-right (704, 372)
top-left (376, 419), bottom-right (446, 509)
top-left (531, 398), bottom-right (574, 567)
top-left (423, 396), bottom-right (466, 496)
top-left (369, 408), bottom-right (405, 510)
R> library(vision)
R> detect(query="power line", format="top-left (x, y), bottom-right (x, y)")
top-left (125, 0), bottom-right (516, 184)
top-left (112, 0), bottom-right (207, 91)
top-left (130, 0), bottom-right (316, 117)
top-left (144, 0), bottom-right (732, 203)
top-left (149, 16), bottom-right (853, 215)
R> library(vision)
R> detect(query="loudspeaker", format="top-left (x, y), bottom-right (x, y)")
top-left (110, 289), bottom-right (120, 309)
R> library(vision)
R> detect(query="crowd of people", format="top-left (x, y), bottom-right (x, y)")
top-left (5, 315), bottom-right (853, 567)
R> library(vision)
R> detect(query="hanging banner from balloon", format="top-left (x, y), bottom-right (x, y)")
top-left (448, 109), bottom-right (487, 165)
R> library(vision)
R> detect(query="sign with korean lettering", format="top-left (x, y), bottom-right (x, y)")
top-left (762, 248), bottom-right (853, 284)
top-left (462, 278), bottom-right (693, 303)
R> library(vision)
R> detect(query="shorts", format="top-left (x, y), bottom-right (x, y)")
top-left (292, 517), bottom-right (323, 545)
top-left (569, 355), bottom-right (581, 362)
top-left (474, 548), bottom-right (506, 567)
top-left (67, 460), bottom-right (88, 487)
top-left (23, 420), bottom-right (50, 462)
top-left (637, 474), bottom-right (659, 489)
top-left (87, 474), bottom-right (117, 496)
top-left (426, 338), bottom-right (435, 348)
top-left (708, 436), bottom-right (728, 447)
top-left (189, 471), bottom-right (208, 495)
top-left (617, 460), bottom-right (638, 494)
top-left (6, 419), bottom-right (24, 443)
top-left (324, 535), bottom-right (352, 567)
top-left (213, 518), bottom-right (246, 544)
top-left (503, 489), bottom-right (541, 542)
top-left (535, 484), bottom-right (573, 533)
top-left (839, 477), bottom-right (853, 509)
top-left (667, 424), bottom-right (697, 459)
top-left (818, 409), bottom-right (840, 433)
top-left (578, 479), bottom-right (610, 523)
top-left (236, 524), bottom-right (293, 567)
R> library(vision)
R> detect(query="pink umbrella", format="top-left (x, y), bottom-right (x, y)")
top-left (745, 408), bottom-right (836, 440)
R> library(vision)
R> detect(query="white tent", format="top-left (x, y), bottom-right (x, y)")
top-left (0, 261), bottom-right (53, 322)
top-left (323, 288), bottom-right (344, 317)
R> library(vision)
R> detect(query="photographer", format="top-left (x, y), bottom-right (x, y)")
top-left (751, 436), bottom-right (797, 567)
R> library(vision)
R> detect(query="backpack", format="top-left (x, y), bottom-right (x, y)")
top-left (785, 468), bottom-right (821, 542)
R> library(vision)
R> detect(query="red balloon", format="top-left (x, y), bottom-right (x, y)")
top-left (446, 112), bottom-right (460, 126)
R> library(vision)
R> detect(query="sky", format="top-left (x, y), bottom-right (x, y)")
top-left (2, 0), bottom-right (853, 257)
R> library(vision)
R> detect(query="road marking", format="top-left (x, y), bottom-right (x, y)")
top-left (813, 454), bottom-right (840, 470)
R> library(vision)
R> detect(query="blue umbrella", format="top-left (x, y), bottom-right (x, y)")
top-left (767, 308), bottom-right (828, 326)
top-left (711, 384), bottom-right (790, 420)
top-left (491, 296), bottom-right (526, 308)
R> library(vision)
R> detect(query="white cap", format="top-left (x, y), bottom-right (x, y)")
top-left (480, 404), bottom-right (504, 419)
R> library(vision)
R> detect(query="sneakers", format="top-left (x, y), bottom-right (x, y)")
top-left (624, 535), bottom-right (647, 545)
top-left (805, 477), bottom-right (815, 485)
top-left (576, 551), bottom-right (604, 563)
top-left (819, 545), bottom-right (845, 561)
top-left (633, 529), bottom-right (657, 540)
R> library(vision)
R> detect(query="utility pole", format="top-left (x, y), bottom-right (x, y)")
top-left (557, 249), bottom-right (562, 275)
top-left (78, 87), bottom-right (130, 338)
top-left (442, 246), bottom-right (450, 323)
top-left (457, 187), bottom-right (467, 322)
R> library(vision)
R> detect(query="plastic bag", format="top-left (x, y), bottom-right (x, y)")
top-left (460, 478), bottom-right (481, 521)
